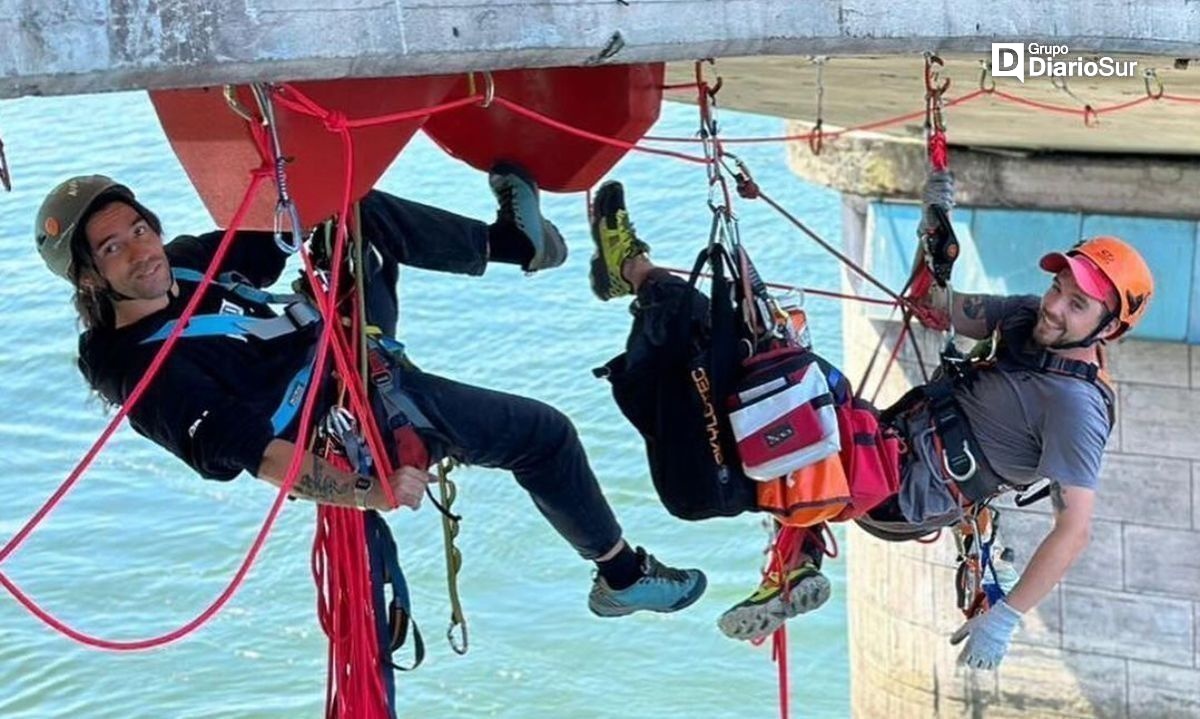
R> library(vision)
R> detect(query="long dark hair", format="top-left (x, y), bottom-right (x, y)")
top-left (67, 195), bottom-right (163, 331)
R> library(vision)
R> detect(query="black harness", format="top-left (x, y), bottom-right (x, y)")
top-left (880, 306), bottom-right (1114, 504)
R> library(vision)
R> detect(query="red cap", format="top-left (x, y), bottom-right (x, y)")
top-left (1039, 251), bottom-right (1117, 306)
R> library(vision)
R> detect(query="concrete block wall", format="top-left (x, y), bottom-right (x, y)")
top-left (839, 199), bottom-right (1200, 718)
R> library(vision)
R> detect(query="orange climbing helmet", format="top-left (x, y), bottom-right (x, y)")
top-left (1039, 235), bottom-right (1154, 341)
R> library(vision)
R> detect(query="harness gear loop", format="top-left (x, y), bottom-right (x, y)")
top-left (250, 83), bottom-right (304, 255)
top-left (977, 60), bottom-right (996, 93)
top-left (0, 130), bottom-right (11, 192)
top-left (1144, 68), bottom-right (1165, 99)
top-left (436, 459), bottom-right (469, 655)
top-left (808, 56), bottom-right (827, 155)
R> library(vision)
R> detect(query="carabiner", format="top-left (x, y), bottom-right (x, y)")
top-left (942, 441), bottom-right (978, 482)
top-left (924, 52), bottom-right (951, 98)
top-left (1143, 68), bottom-right (1164, 100)
top-left (273, 199), bottom-right (304, 254)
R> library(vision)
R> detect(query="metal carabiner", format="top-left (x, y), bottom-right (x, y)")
top-left (1143, 68), bottom-right (1165, 99)
top-left (273, 199), bottom-right (305, 255)
top-left (222, 85), bottom-right (258, 124)
top-left (942, 441), bottom-right (978, 483)
top-left (924, 52), bottom-right (951, 98)
top-left (977, 60), bottom-right (996, 93)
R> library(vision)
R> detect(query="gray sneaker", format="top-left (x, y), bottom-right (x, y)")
top-left (588, 548), bottom-right (707, 617)
top-left (717, 561), bottom-right (831, 642)
top-left (488, 163), bottom-right (567, 272)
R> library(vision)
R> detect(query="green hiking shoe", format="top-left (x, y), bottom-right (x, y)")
top-left (717, 560), bottom-right (831, 642)
top-left (589, 181), bottom-right (649, 301)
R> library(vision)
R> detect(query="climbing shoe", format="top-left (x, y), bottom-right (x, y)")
top-left (717, 560), bottom-right (831, 642)
top-left (588, 548), bottom-right (707, 617)
top-left (588, 180), bottom-right (650, 300)
top-left (489, 163), bottom-right (567, 272)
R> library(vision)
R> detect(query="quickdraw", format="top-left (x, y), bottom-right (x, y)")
top-left (249, 83), bottom-right (305, 254)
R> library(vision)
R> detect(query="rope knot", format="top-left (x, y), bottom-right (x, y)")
top-left (322, 110), bottom-right (349, 133)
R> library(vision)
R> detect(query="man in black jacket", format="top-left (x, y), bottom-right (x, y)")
top-left (34, 171), bottom-right (706, 618)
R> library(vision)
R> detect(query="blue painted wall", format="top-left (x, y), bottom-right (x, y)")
top-left (867, 202), bottom-right (1199, 343)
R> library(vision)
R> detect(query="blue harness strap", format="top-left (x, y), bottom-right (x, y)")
top-left (364, 510), bottom-right (424, 718)
top-left (170, 266), bottom-right (302, 306)
top-left (140, 267), bottom-right (322, 437)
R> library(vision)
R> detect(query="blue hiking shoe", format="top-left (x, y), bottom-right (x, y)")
top-left (488, 163), bottom-right (567, 272)
top-left (588, 547), bottom-right (707, 617)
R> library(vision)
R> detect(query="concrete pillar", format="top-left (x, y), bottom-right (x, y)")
top-left (833, 185), bottom-right (1200, 717)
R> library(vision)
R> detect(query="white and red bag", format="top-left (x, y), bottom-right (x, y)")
top-left (726, 347), bottom-right (840, 480)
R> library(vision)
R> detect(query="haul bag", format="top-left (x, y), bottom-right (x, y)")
top-left (602, 345), bottom-right (758, 521)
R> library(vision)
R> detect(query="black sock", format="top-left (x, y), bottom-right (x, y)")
top-left (596, 544), bottom-right (643, 590)
top-left (487, 221), bottom-right (535, 267)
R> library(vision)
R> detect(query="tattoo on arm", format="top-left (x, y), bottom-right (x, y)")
top-left (1050, 482), bottom-right (1067, 512)
top-left (295, 458), bottom-right (351, 502)
top-left (963, 296), bottom-right (985, 320)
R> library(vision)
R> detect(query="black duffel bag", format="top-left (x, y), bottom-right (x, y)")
top-left (596, 245), bottom-right (759, 521)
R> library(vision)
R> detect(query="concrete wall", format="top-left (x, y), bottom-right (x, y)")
top-left (5, 1), bottom-right (1200, 99)
top-left (839, 196), bottom-right (1200, 719)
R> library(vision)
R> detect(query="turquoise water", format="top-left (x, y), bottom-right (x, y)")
top-left (0, 92), bottom-right (849, 718)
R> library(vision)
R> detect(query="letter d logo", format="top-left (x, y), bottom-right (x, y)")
top-left (991, 42), bottom-right (1025, 82)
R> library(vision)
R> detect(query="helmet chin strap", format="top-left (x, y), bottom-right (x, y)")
top-left (1045, 310), bottom-right (1116, 351)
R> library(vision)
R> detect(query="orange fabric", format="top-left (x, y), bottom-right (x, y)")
top-left (757, 455), bottom-right (851, 527)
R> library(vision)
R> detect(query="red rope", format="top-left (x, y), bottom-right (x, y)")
top-left (278, 88), bottom-right (397, 718)
top-left (928, 130), bottom-right (949, 172)
top-left (644, 89), bottom-right (990, 145)
top-left (772, 624), bottom-right (790, 719)
top-left (660, 265), bottom-right (898, 307)
top-left (1161, 93), bottom-right (1200, 104)
top-left (491, 97), bottom-right (709, 165)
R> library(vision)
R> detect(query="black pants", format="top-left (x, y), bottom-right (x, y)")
top-left (354, 191), bottom-right (623, 560)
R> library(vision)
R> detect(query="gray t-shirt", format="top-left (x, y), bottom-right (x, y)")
top-left (951, 295), bottom-right (1111, 491)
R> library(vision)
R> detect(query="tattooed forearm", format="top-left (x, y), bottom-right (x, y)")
top-left (296, 463), bottom-right (349, 501)
top-left (257, 439), bottom-right (366, 509)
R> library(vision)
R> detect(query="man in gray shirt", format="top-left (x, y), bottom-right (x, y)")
top-left (585, 180), bottom-right (1155, 666)
top-left (889, 234), bottom-right (1154, 669)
